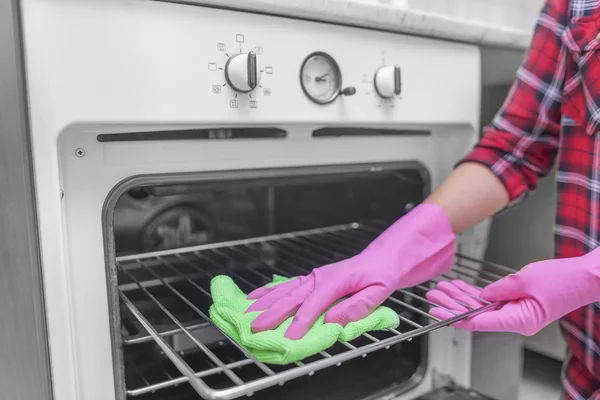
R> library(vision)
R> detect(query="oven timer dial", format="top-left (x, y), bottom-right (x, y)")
top-left (374, 66), bottom-right (401, 98)
top-left (224, 51), bottom-right (261, 93)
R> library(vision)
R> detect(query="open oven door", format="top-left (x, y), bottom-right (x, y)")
top-left (417, 384), bottom-right (497, 400)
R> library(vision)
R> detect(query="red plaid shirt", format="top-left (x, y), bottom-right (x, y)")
top-left (461, 0), bottom-right (600, 397)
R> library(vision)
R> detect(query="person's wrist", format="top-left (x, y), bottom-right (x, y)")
top-left (359, 202), bottom-right (456, 277)
top-left (413, 203), bottom-right (455, 240)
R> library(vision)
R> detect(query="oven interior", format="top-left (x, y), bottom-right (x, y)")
top-left (110, 164), bottom-right (441, 399)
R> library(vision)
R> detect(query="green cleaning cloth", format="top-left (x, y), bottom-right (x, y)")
top-left (208, 275), bottom-right (400, 365)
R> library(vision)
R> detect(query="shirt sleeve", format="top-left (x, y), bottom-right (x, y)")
top-left (459, 0), bottom-right (568, 206)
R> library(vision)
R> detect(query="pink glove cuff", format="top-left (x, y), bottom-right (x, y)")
top-left (361, 202), bottom-right (456, 289)
top-left (400, 203), bottom-right (455, 239)
top-left (563, 249), bottom-right (600, 305)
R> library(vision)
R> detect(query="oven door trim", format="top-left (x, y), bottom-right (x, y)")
top-left (101, 160), bottom-right (431, 400)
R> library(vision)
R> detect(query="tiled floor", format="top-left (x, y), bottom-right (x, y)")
top-left (519, 350), bottom-right (562, 400)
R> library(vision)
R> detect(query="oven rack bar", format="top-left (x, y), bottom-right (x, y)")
top-left (117, 222), bottom-right (513, 399)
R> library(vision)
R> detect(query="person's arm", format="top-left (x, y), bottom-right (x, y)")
top-left (425, 163), bottom-right (509, 234)
top-left (248, 0), bottom-right (568, 340)
top-left (425, 1), bottom-right (599, 337)
top-left (425, 0), bottom-right (566, 234)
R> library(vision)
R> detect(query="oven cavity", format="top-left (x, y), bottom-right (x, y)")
top-left (107, 164), bottom-right (511, 400)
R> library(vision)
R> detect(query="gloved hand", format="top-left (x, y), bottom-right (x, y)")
top-left (426, 251), bottom-right (600, 336)
top-left (246, 203), bottom-right (456, 340)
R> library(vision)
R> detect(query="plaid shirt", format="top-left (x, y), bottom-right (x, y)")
top-left (461, 0), bottom-right (600, 397)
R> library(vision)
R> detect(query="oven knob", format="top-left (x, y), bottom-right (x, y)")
top-left (224, 51), bottom-right (260, 93)
top-left (374, 66), bottom-right (401, 98)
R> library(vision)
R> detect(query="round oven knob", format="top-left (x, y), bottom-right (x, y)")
top-left (374, 66), bottom-right (401, 98)
top-left (224, 51), bottom-right (260, 93)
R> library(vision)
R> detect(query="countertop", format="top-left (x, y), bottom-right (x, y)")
top-left (181, 0), bottom-right (539, 49)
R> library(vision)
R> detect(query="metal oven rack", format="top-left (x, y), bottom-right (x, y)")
top-left (116, 222), bottom-right (514, 400)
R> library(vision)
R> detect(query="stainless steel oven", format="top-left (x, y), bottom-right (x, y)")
top-left (1, 0), bottom-right (516, 399)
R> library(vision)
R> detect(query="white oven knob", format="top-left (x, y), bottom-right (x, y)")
top-left (225, 51), bottom-right (260, 93)
top-left (374, 66), bottom-right (401, 98)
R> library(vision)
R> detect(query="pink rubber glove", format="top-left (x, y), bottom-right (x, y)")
top-left (246, 203), bottom-right (456, 340)
top-left (426, 251), bottom-right (600, 336)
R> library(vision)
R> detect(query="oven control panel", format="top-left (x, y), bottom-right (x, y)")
top-left (26, 0), bottom-right (481, 128)
top-left (184, 6), bottom-right (479, 123)
top-left (207, 32), bottom-right (405, 112)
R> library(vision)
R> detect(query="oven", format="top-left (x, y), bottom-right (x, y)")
top-left (1, 0), bottom-right (515, 399)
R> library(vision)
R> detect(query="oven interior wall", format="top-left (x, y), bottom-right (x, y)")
top-left (114, 168), bottom-right (426, 256)
top-left (114, 166), bottom-right (429, 400)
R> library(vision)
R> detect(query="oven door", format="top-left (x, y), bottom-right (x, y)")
top-left (415, 385), bottom-right (498, 400)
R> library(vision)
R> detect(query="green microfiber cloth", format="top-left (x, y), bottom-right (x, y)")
top-left (208, 275), bottom-right (400, 365)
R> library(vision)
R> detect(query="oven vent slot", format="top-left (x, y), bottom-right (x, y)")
top-left (97, 127), bottom-right (287, 142)
top-left (312, 127), bottom-right (430, 138)
top-left (116, 222), bottom-right (514, 399)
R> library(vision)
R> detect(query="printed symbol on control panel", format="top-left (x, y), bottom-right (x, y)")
top-left (208, 62), bottom-right (218, 71)
top-left (217, 43), bottom-right (226, 51)
top-left (265, 66), bottom-right (273, 74)
top-left (263, 88), bottom-right (271, 96)
top-left (255, 46), bottom-right (263, 55)
top-left (250, 100), bottom-right (258, 108)
top-left (230, 100), bottom-right (239, 108)
top-left (236, 34), bottom-right (245, 43)
top-left (212, 85), bottom-right (222, 94)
